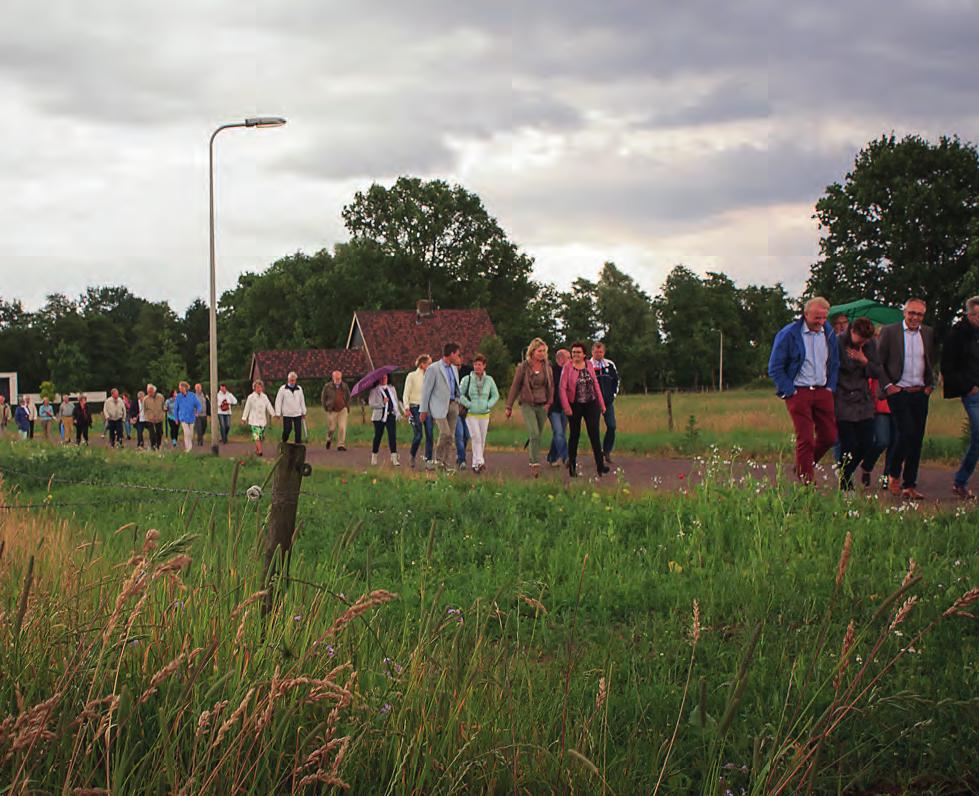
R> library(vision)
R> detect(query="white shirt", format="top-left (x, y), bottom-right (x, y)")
top-left (138, 399), bottom-right (147, 423)
top-left (241, 392), bottom-right (276, 426)
top-left (794, 327), bottom-right (828, 387)
top-left (216, 390), bottom-right (238, 415)
top-left (896, 322), bottom-right (926, 388)
top-left (275, 383), bottom-right (307, 417)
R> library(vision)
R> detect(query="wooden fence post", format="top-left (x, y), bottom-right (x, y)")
top-left (263, 443), bottom-right (308, 614)
top-left (666, 390), bottom-right (674, 433)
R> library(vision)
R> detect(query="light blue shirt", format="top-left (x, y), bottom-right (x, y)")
top-left (442, 361), bottom-right (458, 400)
top-left (794, 327), bottom-right (828, 387)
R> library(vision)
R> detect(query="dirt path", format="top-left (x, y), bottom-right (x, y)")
top-left (76, 430), bottom-right (972, 507)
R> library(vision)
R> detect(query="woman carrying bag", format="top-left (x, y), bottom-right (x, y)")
top-left (505, 337), bottom-right (554, 478)
top-left (369, 373), bottom-right (402, 467)
top-left (560, 341), bottom-right (609, 477)
top-left (459, 353), bottom-right (500, 474)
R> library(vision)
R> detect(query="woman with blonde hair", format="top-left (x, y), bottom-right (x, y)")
top-left (241, 379), bottom-right (277, 456)
top-left (403, 353), bottom-right (434, 467)
top-left (505, 337), bottom-right (554, 477)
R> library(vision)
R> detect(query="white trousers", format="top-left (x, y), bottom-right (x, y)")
top-left (466, 416), bottom-right (490, 467)
top-left (180, 421), bottom-right (194, 452)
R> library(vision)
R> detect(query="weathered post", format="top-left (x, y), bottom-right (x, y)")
top-left (263, 443), bottom-right (308, 613)
top-left (666, 390), bottom-right (674, 433)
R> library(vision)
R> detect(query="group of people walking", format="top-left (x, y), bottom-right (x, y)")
top-left (769, 295), bottom-right (979, 500)
top-left (338, 338), bottom-right (619, 477)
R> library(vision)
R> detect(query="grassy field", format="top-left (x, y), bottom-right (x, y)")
top-left (0, 442), bottom-right (976, 793)
top-left (218, 388), bottom-right (969, 462)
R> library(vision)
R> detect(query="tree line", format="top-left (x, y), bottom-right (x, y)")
top-left (2, 133), bottom-right (976, 395)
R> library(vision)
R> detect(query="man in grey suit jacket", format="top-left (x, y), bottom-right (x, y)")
top-left (876, 298), bottom-right (936, 499)
top-left (420, 341), bottom-right (463, 471)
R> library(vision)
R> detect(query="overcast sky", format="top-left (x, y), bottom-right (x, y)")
top-left (3, 0), bottom-right (978, 313)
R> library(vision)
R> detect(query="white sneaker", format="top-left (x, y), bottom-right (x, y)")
top-left (391, 452), bottom-right (400, 467)
top-left (370, 453), bottom-right (378, 466)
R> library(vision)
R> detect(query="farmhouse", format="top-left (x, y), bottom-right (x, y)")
top-left (248, 301), bottom-right (496, 384)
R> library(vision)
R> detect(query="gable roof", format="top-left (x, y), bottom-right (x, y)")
top-left (250, 348), bottom-right (368, 382)
top-left (351, 308), bottom-right (496, 370)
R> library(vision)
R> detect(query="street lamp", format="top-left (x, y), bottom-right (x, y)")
top-left (207, 116), bottom-right (286, 455)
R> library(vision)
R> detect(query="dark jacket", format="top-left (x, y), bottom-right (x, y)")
top-left (14, 405), bottom-right (30, 432)
top-left (876, 322), bottom-right (936, 390)
top-left (767, 318), bottom-right (840, 398)
top-left (835, 335), bottom-right (883, 422)
top-left (320, 380), bottom-right (351, 412)
top-left (942, 318), bottom-right (979, 399)
top-left (74, 403), bottom-right (93, 429)
top-left (591, 358), bottom-right (619, 405)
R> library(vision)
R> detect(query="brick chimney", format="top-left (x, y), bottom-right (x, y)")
top-left (416, 299), bottom-right (434, 320)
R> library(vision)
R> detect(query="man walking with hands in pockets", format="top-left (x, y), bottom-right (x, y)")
top-left (768, 296), bottom-right (840, 484)
top-left (420, 342), bottom-right (463, 473)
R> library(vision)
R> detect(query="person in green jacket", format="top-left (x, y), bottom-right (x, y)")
top-left (458, 353), bottom-right (500, 474)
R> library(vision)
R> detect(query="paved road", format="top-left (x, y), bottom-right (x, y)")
top-left (77, 430), bottom-right (973, 506)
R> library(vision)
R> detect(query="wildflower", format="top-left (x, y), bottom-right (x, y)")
top-left (379, 702), bottom-right (392, 716)
top-left (293, 614), bottom-right (302, 622)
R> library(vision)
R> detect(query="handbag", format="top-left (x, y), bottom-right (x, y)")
top-left (458, 375), bottom-right (473, 419)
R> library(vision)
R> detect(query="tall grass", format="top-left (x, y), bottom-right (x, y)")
top-left (0, 442), bottom-right (976, 792)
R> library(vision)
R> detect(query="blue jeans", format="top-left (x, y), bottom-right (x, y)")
top-left (861, 412), bottom-right (895, 474)
top-left (601, 401), bottom-right (616, 456)
top-left (455, 415), bottom-right (471, 464)
top-left (409, 405), bottom-right (433, 461)
top-left (954, 392), bottom-right (979, 487)
top-left (547, 410), bottom-right (568, 463)
top-left (218, 413), bottom-right (231, 444)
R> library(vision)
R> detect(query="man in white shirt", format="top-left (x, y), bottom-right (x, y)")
top-left (216, 383), bottom-right (238, 445)
top-left (877, 298), bottom-right (936, 499)
top-left (275, 371), bottom-right (307, 445)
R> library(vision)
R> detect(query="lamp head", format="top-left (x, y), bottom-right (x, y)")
top-left (245, 116), bottom-right (287, 128)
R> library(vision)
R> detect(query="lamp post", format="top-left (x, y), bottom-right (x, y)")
top-left (208, 117), bottom-right (286, 455)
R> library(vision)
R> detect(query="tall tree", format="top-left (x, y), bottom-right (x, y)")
top-left (341, 177), bottom-right (543, 356)
top-left (594, 262), bottom-right (662, 392)
top-left (807, 134), bottom-right (979, 339)
top-left (558, 277), bottom-right (601, 344)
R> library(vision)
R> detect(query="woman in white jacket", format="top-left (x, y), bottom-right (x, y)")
top-left (369, 374), bottom-right (402, 466)
top-left (241, 380), bottom-right (277, 456)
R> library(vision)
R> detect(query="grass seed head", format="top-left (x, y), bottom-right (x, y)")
top-left (835, 531), bottom-right (853, 588)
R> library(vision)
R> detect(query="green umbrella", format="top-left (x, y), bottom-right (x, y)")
top-left (829, 299), bottom-right (902, 326)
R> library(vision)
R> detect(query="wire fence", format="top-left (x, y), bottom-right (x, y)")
top-left (0, 458), bottom-right (337, 511)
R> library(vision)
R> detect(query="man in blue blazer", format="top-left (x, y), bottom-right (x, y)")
top-left (768, 297), bottom-right (840, 483)
top-left (420, 342), bottom-right (463, 472)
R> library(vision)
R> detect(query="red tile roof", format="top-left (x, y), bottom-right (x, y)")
top-left (250, 348), bottom-right (368, 382)
top-left (353, 308), bottom-right (496, 370)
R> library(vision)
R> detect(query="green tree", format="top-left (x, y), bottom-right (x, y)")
top-left (48, 340), bottom-right (89, 395)
top-left (807, 133), bottom-right (979, 340)
top-left (341, 177), bottom-right (543, 356)
top-left (594, 262), bottom-right (662, 392)
top-left (475, 334), bottom-right (512, 391)
top-left (558, 277), bottom-right (601, 345)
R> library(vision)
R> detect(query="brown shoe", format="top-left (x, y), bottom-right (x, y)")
top-left (888, 476), bottom-right (902, 496)
top-left (952, 484), bottom-right (975, 500)
top-left (901, 487), bottom-right (925, 500)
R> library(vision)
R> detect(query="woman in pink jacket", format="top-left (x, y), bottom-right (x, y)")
top-left (560, 341), bottom-right (609, 477)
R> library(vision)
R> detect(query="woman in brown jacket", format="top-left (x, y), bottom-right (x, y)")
top-left (505, 337), bottom-right (553, 477)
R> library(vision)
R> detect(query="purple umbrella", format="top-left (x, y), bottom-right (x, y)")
top-left (351, 365), bottom-right (399, 397)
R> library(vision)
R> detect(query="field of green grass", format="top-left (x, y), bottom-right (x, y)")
top-left (0, 442), bottom-right (976, 793)
top-left (221, 389), bottom-right (970, 462)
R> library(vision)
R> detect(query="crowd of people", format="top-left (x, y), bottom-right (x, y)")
top-left (768, 295), bottom-right (979, 500)
top-left (0, 338), bottom-right (621, 477)
top-left (4, 298), bottom-right (978, 496)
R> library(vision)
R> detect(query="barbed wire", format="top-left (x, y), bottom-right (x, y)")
top-left (0, 493), bottom-right (184, 511)
top-left (0, 465), bottom-right (240, 498)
